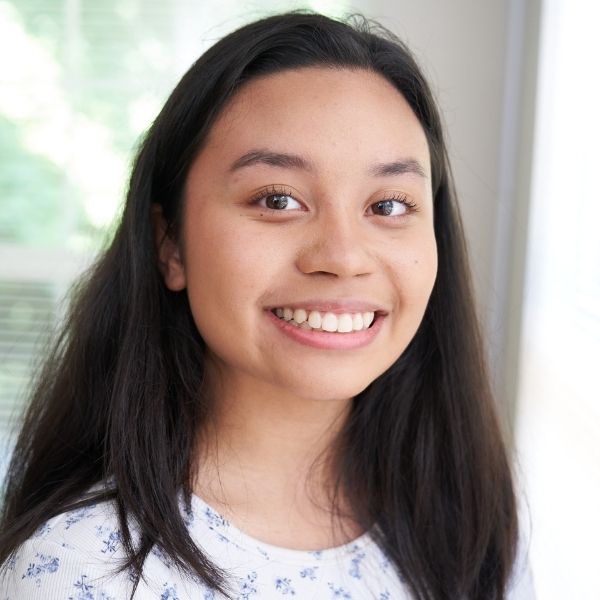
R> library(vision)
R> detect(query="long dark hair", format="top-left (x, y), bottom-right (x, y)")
top-left (0, 12), bottom-right (518, 600)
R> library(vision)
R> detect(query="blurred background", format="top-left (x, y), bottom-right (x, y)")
top-left (0, 0), bottom-right (598, 598)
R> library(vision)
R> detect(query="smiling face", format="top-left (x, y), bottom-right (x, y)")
top-left (158, 67), bottom-right (437, 403)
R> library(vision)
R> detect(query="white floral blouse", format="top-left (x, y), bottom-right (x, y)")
top-left (1, 491), bottom-right (535, 599)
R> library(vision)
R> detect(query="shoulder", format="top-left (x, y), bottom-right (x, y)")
top-left (17, 496), bottom-right (128, 566)
top-left (0, 497), bottom-right (198, 599)
top-left (1, 500), bottom-right (136, 599)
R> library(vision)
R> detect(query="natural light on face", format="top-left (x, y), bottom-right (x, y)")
top-left (167, 67), bottom-right (437, 404)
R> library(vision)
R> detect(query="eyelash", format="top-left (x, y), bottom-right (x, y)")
top-left (249, 185), bottom-right (302, 211)
top-left (248, 185), bottom-right (418, 216)
top-left (367, 192), bottom-right (418, 216)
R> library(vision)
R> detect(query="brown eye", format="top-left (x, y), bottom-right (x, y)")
top-left (370, 199), bottom-right (408, 216)
top-left (265, 195), bottom-right (291, 209)
top-left (253, 191), bottom-right (303, 211)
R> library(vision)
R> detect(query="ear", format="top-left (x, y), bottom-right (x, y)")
top-left (151, 203), bottom-right (186, 291)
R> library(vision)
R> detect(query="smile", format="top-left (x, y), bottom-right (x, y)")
top-left (272, 307), bottom-right (375, 333)
top-left (266, 305), bottom-right (385, 351)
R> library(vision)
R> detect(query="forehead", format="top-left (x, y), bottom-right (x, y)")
top-left (200, 67), bottom-right (431, 178)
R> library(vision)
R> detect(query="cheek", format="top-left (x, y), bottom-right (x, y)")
top-left (182, 212), bottom-right (285, 325)
top-left (388, 231), bottom-right (438, 307)
top-left (181, 219), bottom-right (260, 367)
top-left (416, 239), bottom-right (438, 296)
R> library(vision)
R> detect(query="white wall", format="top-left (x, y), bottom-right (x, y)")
top-left (367, 0), bottom-right (509, 305)
top-left (361, 0), bottom-right (540, 421)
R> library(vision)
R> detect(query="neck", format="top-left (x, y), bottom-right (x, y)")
top-left (191, 359), bottom-right (357, 544)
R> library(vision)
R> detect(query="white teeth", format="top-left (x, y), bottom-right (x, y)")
top-left (352, 313), bottom-right (364, 330)
top-left (308, 310), bottom-right (322, 329)
top-left (337, 314), bottom-right (353, 333)
top-left (293, 308), bottom-right (307, 324)
top-left (321, 312), bottom-right (338, 332)
top-left (273, 307), bottom-right (378, 333)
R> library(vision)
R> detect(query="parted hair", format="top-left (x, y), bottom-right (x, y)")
top-left (0, 11), bottom-right (518, 600)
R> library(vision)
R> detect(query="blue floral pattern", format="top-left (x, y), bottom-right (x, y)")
top-left (95, 527), bottom-right (121, 555)
top-left (0, 489), bottom-right (426, 599)
top-left (33, 522), bottom-right (52, 538)
top-left (274, 576), bottom-right (295, 595)
top-left (68, 574), bottom-right (116, 600)
top-left (348, 548), bottom-right (365, 579)
top-left (21, 552), bottom-right (59, 587)
top-left (299, 566), bottom-right (318, 580)
top-left (328, 582), bottom-right (352, 599)
top-left (203, 506), bottom-right (229, 529)
top-left (160, 582), bottom-right (180, 600)
top-left (236, 570), bottom-right (258, 599)
top-left (152, 545), bottom-right (175, 569)
top-left (182, 503), bottom-right (195, 528)
top-left (64, 506), bottom-right (96, 530)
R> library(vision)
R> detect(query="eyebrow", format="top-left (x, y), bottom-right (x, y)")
top-left (368, 158), bottom-right (427, 178)
top-left (228, 148), bottom-right (427, 178)
top-left (229, 149), bottom-right (315, 173)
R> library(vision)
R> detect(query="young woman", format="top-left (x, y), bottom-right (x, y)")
top-left (0, 12), bottom-right (533, 600)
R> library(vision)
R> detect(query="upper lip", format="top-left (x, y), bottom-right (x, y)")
top-left (266, 299), bottom-right (388, 315)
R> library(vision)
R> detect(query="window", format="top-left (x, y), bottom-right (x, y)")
top-left (0, 0), bottom-right (349, 481)
top-left (515, 1), bottom-right (600, 597)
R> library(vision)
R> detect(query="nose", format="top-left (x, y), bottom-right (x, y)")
top-left (295, 211), bottom-right (375, 279)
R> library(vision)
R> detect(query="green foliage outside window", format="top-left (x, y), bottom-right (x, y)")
top-left (0, 0), bottom-right (179, 249)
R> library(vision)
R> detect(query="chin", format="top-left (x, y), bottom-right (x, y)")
top-left (279, 370), bottom-right (384, 404)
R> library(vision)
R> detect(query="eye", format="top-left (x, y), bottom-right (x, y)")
top-left (367, 195), bottom-right (417, 217)
top-left (262, 194), bottom-right (302, 210)
top-left (250, 186), bottom-right (304, 211)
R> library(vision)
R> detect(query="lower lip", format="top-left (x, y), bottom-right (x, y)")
top-left (266, 310), bottom-right (385, 350)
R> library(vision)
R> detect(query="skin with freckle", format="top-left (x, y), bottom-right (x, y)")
top-left (160, 67), bottom-right (437, 405)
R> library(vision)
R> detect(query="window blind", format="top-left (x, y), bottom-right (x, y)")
top-left (0, 280), bottom-right (57, 433)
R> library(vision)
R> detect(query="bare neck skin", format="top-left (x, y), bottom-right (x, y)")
top-left (192, 356), bottom-right (361, 550)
